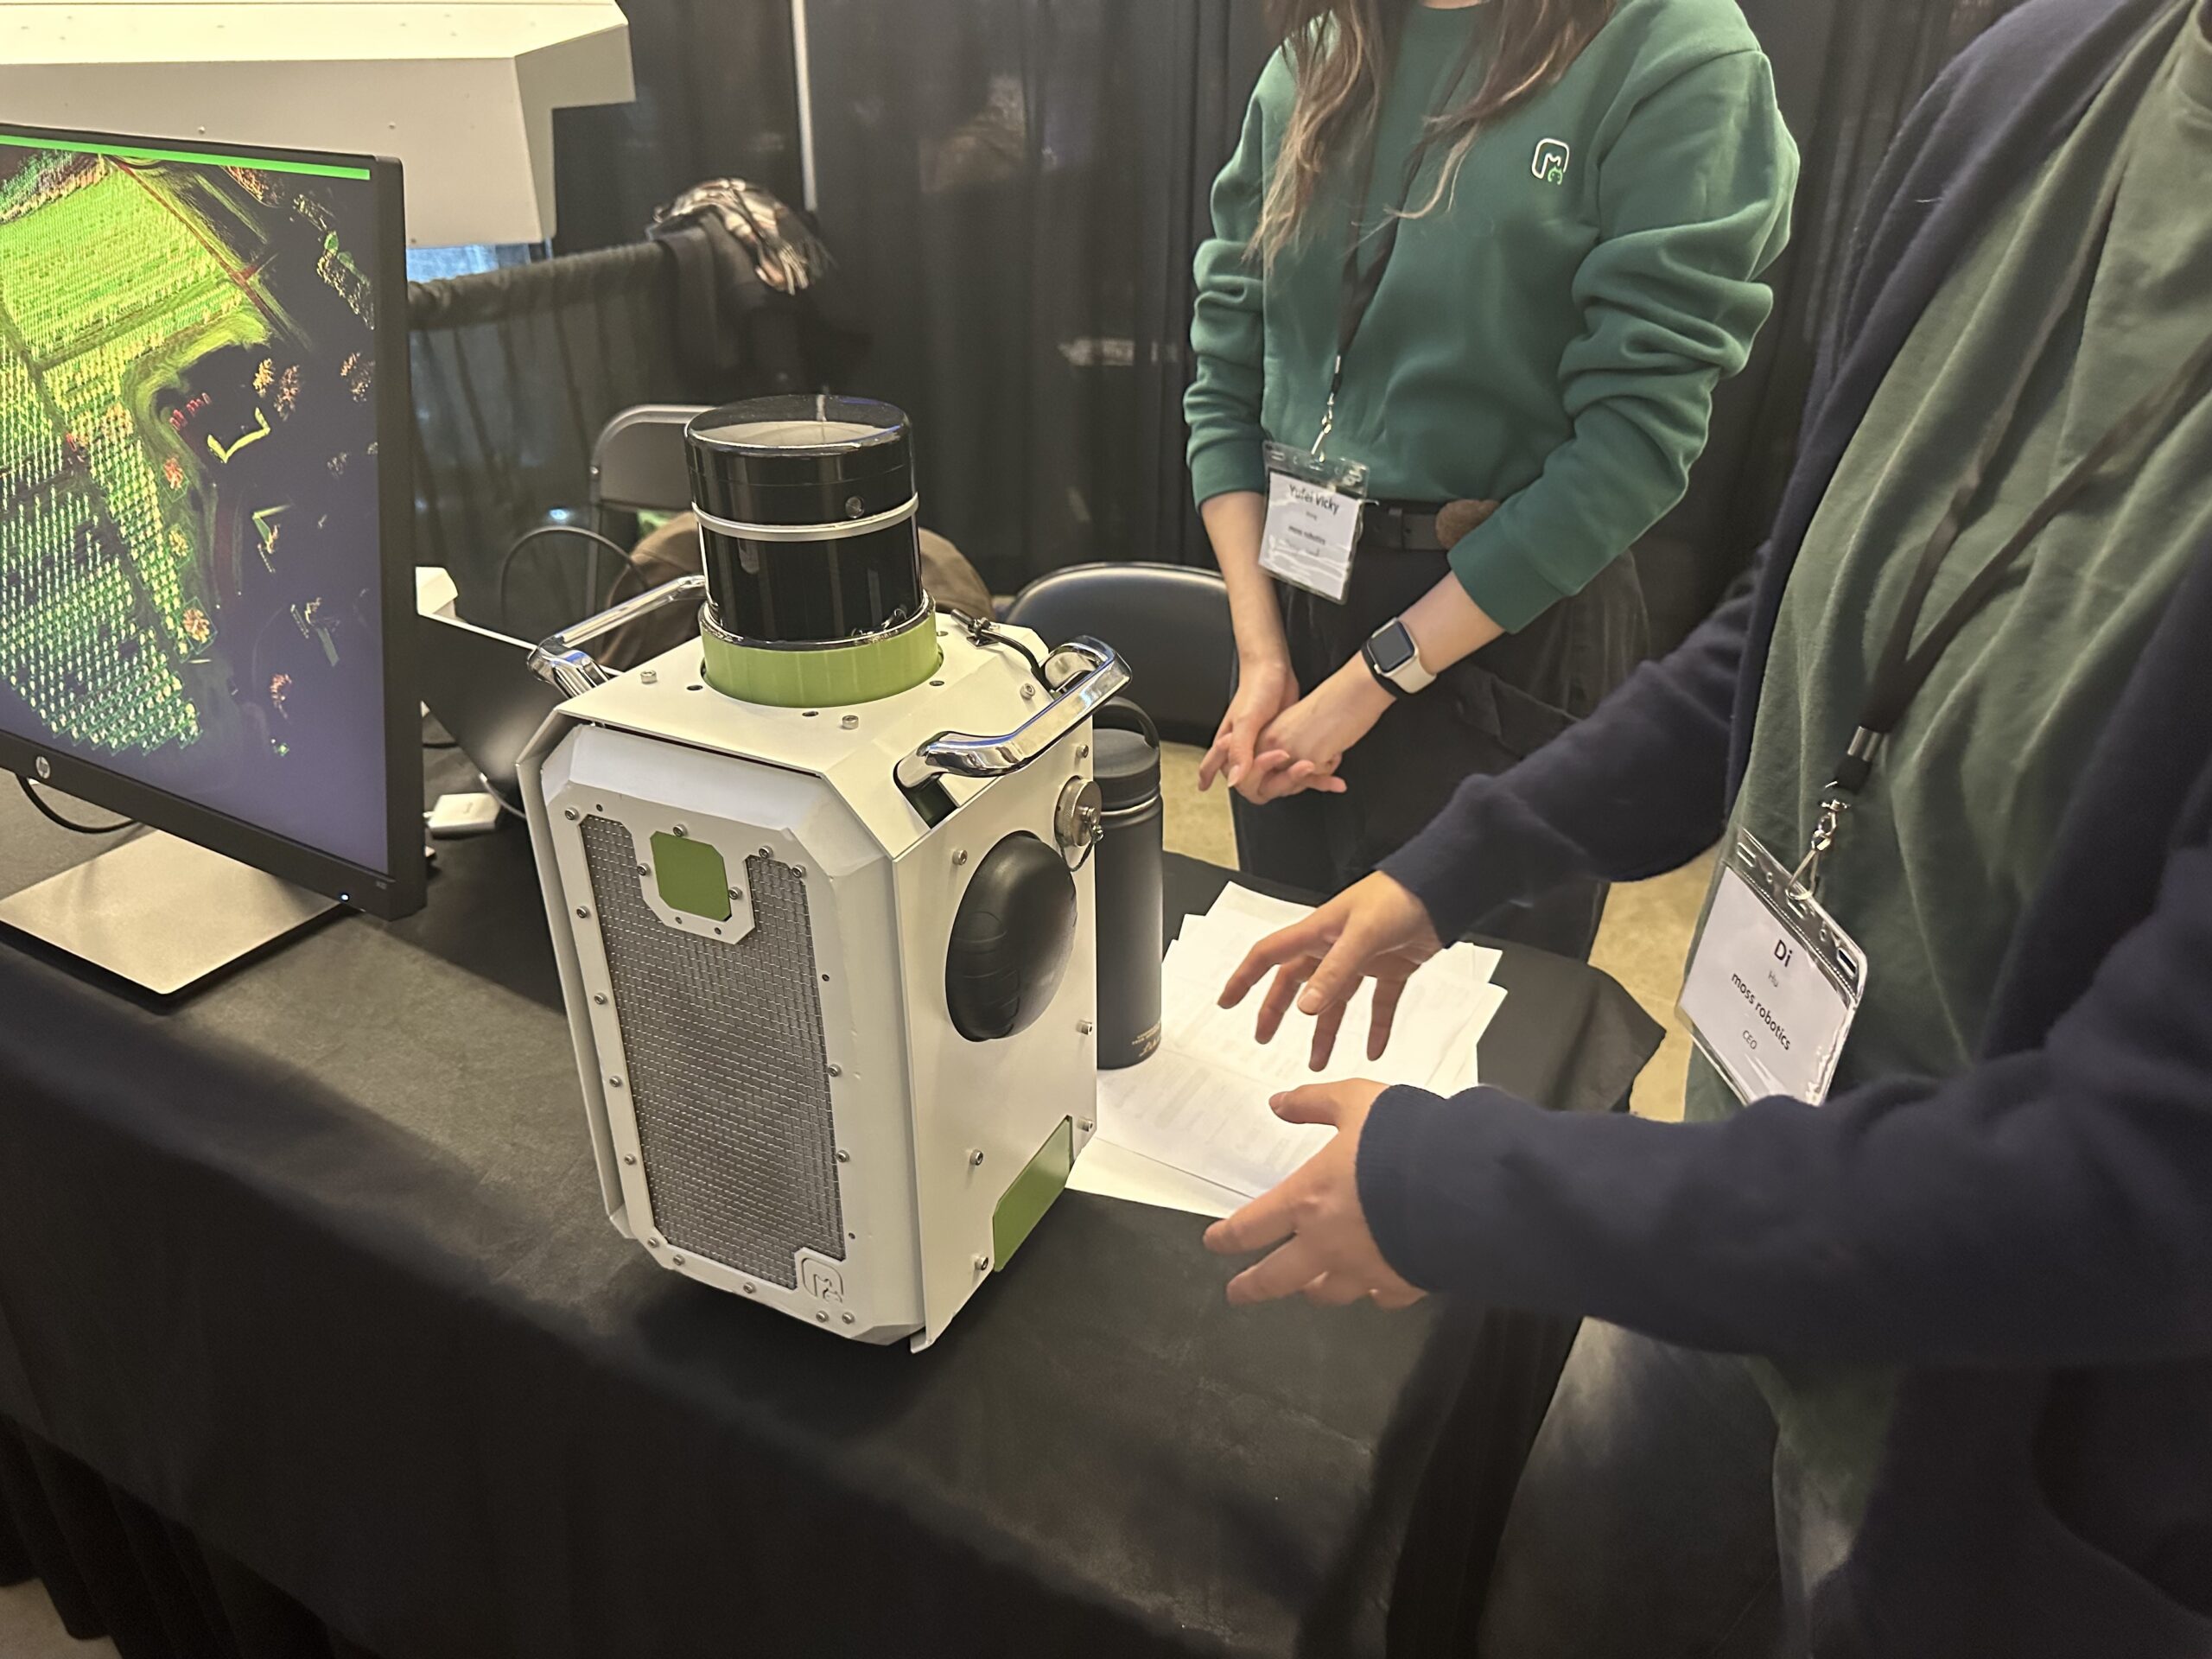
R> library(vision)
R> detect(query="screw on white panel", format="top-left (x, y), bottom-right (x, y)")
top-left (828, 1064), bottom-right (842, 1077)
top-left (647, 1236), bottom-right (663, 1249)
top-left (563, 808), bottom-right (579, 821)
top-left (673, 824), bottom-right (689, 837)
top-left (973, 1254), bottom-right (991, 1274)
top-left (592, 993), bottom-right (607, 1006)
top-left (817, 1310), bottom-right (830, 1323)
top-left (1077, 744), bottom-right (1089, 762)
top-left (623, 1154), bottom-right (637, 1166)
top-left (608, 1077), bottom-right (624, 1089)
top-left (729, 887), bottom-right (744, 900)
top-left (793, 865), bottom-right (807, 878)
top-left (1077, 1120), bottom-right (1095, 1134)
top-left (952, 849), bottom-right (969, 868)
top-left (741, 1281), bottom-right (756, 1295)
top-left (967, 1148), bottom-right (985, 1168)
top-left (836, 1147), bottom-right (850, 1163)
top-left (575, 906), bottom-right (590, 918)
top-left (671, 1254), bottom-right (686, 1266)
top-left (841, 714), bottom-right (859, 729)
top-left (1020, 683), bottom-right (1036, 701)
top-left (636, 863), bottom-right (650, 877)
top-left (641, 670), bottom-right (659, 685)
top-left (759, 846), bottom-right (772, 857)
top-left (1077, 1019), bottom-right (1095, 1035)
top-left (842, 1313), bottom-right (855, 1325)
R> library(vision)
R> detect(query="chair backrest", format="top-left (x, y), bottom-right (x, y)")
top-left (593, 404), bottom-right (709, 514)
top-left (1003, 563), bottom-right (1231, 748)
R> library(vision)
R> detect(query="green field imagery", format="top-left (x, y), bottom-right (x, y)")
top-left (0, 147), bottom-right (377, 766)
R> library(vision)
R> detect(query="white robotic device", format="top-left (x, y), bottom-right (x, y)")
top-left (518, 398), bottom-right (1123, 1351)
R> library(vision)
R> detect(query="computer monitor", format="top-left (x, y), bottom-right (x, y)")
top-left (0, 125), bottom-right (421, 991)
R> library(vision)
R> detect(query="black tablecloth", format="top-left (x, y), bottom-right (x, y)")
top-left (0, 762), bottom-right (1659, 1659)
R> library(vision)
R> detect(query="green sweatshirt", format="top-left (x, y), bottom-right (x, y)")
top-left (1186, 0), bottom-right (1798, 632)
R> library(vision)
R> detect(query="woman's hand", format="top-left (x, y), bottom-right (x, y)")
top-left (1203, 1080), bottom-right (1425, 1308)
top-left (1238, 663), bottom-right (1395, 804)
top-left (1198, 656), bottom-right (1301, 795)
top-left (1220, 872), bottom-right (1445, 1070)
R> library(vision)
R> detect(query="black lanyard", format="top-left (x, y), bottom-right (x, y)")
top-left (1826, 148), bottom-right (2212, 804)
top-left (1316, 135), bottom-right (1428, 454)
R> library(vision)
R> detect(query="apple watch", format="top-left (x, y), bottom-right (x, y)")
top-left (1361, 618), bottom-right (1435, 699)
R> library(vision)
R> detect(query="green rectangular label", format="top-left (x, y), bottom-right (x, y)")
top-left (992, 1117), bottom-right (1075, 1270)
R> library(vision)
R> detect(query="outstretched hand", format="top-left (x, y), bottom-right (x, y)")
top-left (1203, 1080), bottom-right (1424, 1308)
top-left (1219, 872), bottom-right (1445, 1071)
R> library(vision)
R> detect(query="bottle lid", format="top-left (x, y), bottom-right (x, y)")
top-left (1092, 699), bottom-right (1160, 812)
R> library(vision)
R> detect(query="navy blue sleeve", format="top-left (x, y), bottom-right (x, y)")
top-left (1355, 832), bottom-right (2212, 1367)
top-left (1378, 577), bottom-right (1751, 941)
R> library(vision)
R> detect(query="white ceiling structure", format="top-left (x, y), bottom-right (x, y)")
top-left (0, 1), bottom-right (637, 245)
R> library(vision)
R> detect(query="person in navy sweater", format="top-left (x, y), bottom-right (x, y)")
top-left (1206, 0), bottom-right (2212, 1652)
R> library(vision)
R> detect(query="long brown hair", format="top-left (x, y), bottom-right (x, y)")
top-left (1253, 0), bottom-right (1616, 264)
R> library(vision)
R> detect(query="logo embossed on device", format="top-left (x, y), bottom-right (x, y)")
top-left (1531, 139), bottom-right (1572, 185)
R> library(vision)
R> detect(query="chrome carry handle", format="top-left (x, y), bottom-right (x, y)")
top-left (896, 638), bottom-right (1130, 789)
top-left (528, 575), bottom-right (708, 697)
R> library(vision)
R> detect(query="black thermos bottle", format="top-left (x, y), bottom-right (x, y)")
top-left (1091, 700), bottom-right (1164, 1069)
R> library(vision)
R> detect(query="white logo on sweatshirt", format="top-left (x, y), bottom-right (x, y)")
top-left (1532, 139), bottom-right (1571, 185)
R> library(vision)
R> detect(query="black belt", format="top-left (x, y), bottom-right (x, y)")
top-left (1358, 503), bottom-right (1447, 554)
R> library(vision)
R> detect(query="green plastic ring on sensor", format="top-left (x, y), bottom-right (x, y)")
top-left (698, 613), bottom-right (942, 708)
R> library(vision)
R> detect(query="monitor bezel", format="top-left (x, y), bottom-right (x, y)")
top-left (0, 124), bottom-right (425, 919)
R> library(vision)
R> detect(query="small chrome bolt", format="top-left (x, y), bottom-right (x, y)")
top-left (953, 849), bottom-right (969, 868)
top-left (729, 887), bottom-right (743, 900)
top-left (671, 1254), bottom-right (686, 1266)
top-left (828, 1064), bottom-right (842, 1077)
top-left (836, 1148), bottom-right (850, 1163)
top-left (1077, 1019), bottom-right (1095, 1036)
top-left (1020, 683), bottom-right (1036, 701)
top-left (817, 1310), bottom-right (830, 1323)
top-left (636, 863), bottom-right (650, 877)
top-left (623, 1154), bottom-right (637, 1166)
top-left (563, 807), bottom-right (579, 821)
top-left (1077, 1119), bottom-right (1095, 1134)
top-left (1076, 744), bottom-right (1089, 762)
top-left (973, 1254), bottom-right (990, 1274)
top-left (641, 669), bottom-right (659, 685)
top-left (742, 1281), bottom-right (756, 1295)
top-left (673, 824), bottom-right (689, 837)
top-left (575, 906), bottom-right (590, 918)
top-left (842, 1313), bottom-right (855, 1325)
top-left (647, 1236), bottom-right (663, 1249)
top-left (793, 864), bottom-right (807, 878)
top-left (968, 1147), bottom-right (985, 1168)
top-left (608, 1076), bottom-right (624, 1089)
top-left (759, 846), bottom-right (772, 858)
top-left (840, 714), bottom-right (859, 730)
top-left (592, 993), bottom-right (607, 1006)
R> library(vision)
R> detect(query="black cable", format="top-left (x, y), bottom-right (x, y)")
top-left (18, 774), bottom-right (135, 835)
top-left (963, 615), bottom-right (1053, 688)
top-left (495, 523), bottom-right (645, 633)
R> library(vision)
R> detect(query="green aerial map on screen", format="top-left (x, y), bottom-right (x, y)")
top-left (0, 134), bottom-right (391, 869)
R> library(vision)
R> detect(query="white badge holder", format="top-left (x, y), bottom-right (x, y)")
top-left (1678, 815), bottom-right (1869, 1108)
top-left (1258, 440), bottom-right (1367, 604)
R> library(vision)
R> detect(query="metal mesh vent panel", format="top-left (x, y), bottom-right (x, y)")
top-left (581, 817), bottom-right (845, 1288)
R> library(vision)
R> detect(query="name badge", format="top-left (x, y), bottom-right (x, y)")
top-left (1678, 827), bottom-right (1869, 1107)
top-left (1258, 441), bottom-right (1366, 604)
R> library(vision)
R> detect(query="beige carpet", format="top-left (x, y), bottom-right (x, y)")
top-left (1159, 741), bottom-right (1708, 1119)
top-left (0, 1581), bottom-right (114, 1658)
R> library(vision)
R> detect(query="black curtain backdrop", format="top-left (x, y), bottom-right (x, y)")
top-left (551, 0), bottom-right (804, 256)
top-left (556, 0), bottom-right (2027, 616)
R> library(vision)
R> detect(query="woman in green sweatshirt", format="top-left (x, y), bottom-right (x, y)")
top-left (1188, 0), bottom-right (1796, 956)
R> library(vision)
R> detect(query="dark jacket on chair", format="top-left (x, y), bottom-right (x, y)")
top-left (1359, 0), bottom-right (2212, 1650)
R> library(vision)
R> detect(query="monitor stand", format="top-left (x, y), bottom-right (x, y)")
top-left (0, 830), bottom-right (338, 996)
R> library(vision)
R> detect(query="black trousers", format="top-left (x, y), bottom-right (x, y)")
top-left (1232, 544), bottom-right (1649, 962)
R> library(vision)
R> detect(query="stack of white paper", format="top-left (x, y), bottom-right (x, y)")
top-left (1071, 884), bottom-right (1506, 1217)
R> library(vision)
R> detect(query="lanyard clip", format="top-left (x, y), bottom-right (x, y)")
top-left (1789, 793), bottom-right (1851, 897)
top-left (1313, 357), bottom-right (1341, 459)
